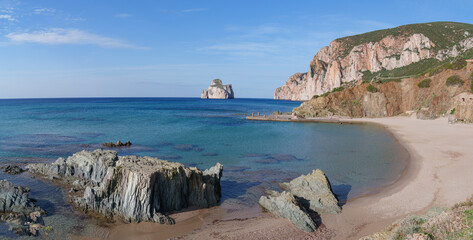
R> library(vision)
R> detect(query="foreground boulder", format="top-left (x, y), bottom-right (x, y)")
top-left (201, 79), bottom-right (234, 99)
top-left (259, 190), bottom-right (317, 232)
top-left (0, 180), bottom-right (45, 236)
top-left (26, 149), bottom-right (223, 223)
top-left (279, 169), bottom-right (341, 214)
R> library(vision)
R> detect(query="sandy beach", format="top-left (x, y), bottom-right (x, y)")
top-left (101, 116), bottom-right (473, 239)
top-left (129, 115), bottom-right (471, 240)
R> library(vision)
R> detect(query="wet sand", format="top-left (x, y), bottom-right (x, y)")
top-left (104, 115), bottom-right (473, 239)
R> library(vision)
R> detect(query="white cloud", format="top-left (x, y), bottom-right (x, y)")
top-left (0, 14), bottom-right (15, 21)
top-left (182, 8), bottom-right (207, 13)
top-left (34, 8), bottom-right (56, 15)
top-left (6, 28), bottom-right (147, 49)
top-left (115, 13), bottom-right (132, 18)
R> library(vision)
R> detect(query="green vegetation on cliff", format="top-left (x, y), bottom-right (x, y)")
top-left (336, 22), bottom-right (473, 59)
top-left (418, 79), bottom-right (432, 88)
top-left (446, 75), bottom-right (465, 86)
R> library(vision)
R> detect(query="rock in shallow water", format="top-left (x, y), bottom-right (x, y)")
top-left (1, 165), bottom-right (25, 175)
top-left (26, 149), bottom-right (223, 223)
top-left (0, 180), bottom-right (45, 236)
top-left (258, 190), bottom-right (317, 232)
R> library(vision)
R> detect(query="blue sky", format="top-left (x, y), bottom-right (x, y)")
top-left (1, 0), bottom-right (473, 98)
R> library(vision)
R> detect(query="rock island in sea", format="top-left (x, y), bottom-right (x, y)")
top-left (201, 79), bottom-right (234, 99)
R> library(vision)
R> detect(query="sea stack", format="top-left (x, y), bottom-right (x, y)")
top-left (201, 79), bottom-right (234, 99)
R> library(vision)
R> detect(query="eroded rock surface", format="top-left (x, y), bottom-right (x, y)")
top-left (26, 149), bottom-right (223, 223)
top-left (1, 165), bottom-right (24, 175)
top-left (258, 190), bottom-right (317, 232)
top-left (280, 169), bottom-right (341, 214)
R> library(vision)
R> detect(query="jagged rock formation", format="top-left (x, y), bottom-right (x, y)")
top-left (258, 169), bottom-right (339, 232)
top-left (201, 79), bottom-right (234, 99)
top-left (102, 140), bottom-right (132, 148)
top-left (258, 190), bottom-right (317, 232)
top-left (0, 180), bottom-right (45, 236)
top-left (293, 62), bottom-right (473, 119)
top-left (26, 150), bottom-right (223, 223)
top-left (0, 180), bottom-right (43, 214)
top-left (275, 22), bottom-right (473, 100)
top-left (279, 169), bottom-right (341, 214)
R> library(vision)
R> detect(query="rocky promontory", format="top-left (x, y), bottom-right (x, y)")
top-left (26, 149), bottom-right (223, 223)
top-left (201, 79), bottom-right (234, 99)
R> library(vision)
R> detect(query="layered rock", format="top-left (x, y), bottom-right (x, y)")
top-left (201, 79), bottom-right (234, 99)
top-left (26, 149), bottom-right (223, 223)
top-left (275, 22), bottom-right (473, 101)
top-left (258, 190), bottom-right (317, 232)
top-left (279, 169), bottom-right (341, 214)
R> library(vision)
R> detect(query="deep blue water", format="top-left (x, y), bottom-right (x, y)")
top-left (0, 98), bottom-right (408, 239)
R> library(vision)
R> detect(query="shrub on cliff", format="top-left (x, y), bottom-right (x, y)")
top-left (446, 75), bottom-right (465, 86)
top-left (418, 79), bottom-right (432, 88)
top-left (366, 84), bottom-right (378, 93)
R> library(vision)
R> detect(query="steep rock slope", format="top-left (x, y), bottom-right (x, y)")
top-left (293, 62), bottom-right (473, 119)
top-left (275, 22), bottom-right (473, 101)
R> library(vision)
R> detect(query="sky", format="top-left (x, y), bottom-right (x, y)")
top-left (1, 0), bottom-right (473, 99)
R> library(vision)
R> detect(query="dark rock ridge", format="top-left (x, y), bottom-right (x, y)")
top-left (258, 169), bottom-right (339, 232)
top-left (102, 140), bottom-right (132, 148)
top-left (1, 165), bottom-right (25, 175)
top-left (0, 180), bottom-right (45, 236)
top-left (26, 149), bottom-right (223, 223)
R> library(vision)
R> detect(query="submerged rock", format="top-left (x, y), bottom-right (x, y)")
top-left (201, 79), bottom-right (234, 99)
top-left (280, 169), bottom-right (341, 214)
top-left (1, 165), bottom-right (25, 175)
top-left (0, 180), bottom-right (45, 236)
top-left (26, 149), bottom-right (223, 223)
top-left (102, 140), bottom-right (132, 148)
top-left (258, 190), bottom-right (317, 232)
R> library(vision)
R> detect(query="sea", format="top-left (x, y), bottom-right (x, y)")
top-left (0, 98), bottom-right (409, 239)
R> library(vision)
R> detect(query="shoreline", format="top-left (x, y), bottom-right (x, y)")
top-left (164, 115), bottom-right (473, 239)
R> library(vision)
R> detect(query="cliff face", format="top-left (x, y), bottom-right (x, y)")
top-left (293, 62), bottom-right (473, 119)
top-left (275, 22), bottom-right (473, 101)
top-left (201, 79), bottom-right (234, 99)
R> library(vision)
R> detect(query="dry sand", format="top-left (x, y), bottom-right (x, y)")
top-left (105, 116), bottom-right (473, 240)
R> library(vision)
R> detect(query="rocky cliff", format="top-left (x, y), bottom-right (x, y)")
top-left (275, 22), bottom-right (473, 101)
top-left (26, 150), bottom-right (223, 223)
top-left (293, 61), bottom-right (473, 120)
top-left (202, 79), bottom-right (234, 99)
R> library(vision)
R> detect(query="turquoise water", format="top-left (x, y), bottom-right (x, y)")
top-left (0, 98), bottom-right (408, 239)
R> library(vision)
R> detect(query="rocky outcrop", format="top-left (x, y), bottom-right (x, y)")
top-left (259, 169), bottom-right (339, 232)
top-left (279, 169), bottom-right (341, 214)
top-left (258, 190), bottom-right (317, 232)
top-left (26, 149), bottom-right (223, 223)
top-left (452, 92), bottom-right (473, 122)
top-left (0, 180), bottom-right (45, 236)
top-left (201, 79), bottom-right (234, 99)
top-left (275, 22), bottom-right (473, 101)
